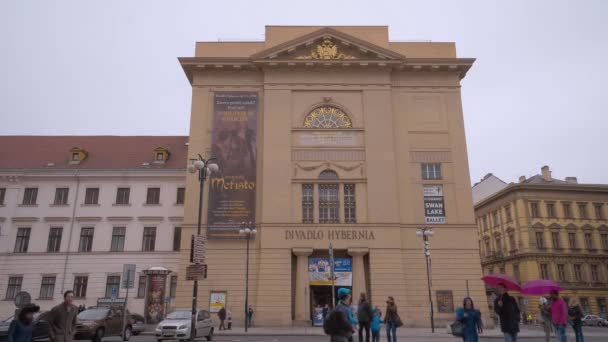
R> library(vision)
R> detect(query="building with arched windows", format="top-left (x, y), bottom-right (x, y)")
top-left (174, 26), bottom-right (486, 327)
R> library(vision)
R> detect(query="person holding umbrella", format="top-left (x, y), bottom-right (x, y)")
top-left (550, 290), bottom-right (568, 342)
top-left (8, 304), bottom-right (40, 342)
top-left (494, 283), bottom-right (520, 342)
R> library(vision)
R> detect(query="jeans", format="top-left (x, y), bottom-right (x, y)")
top-left (572, 323), bottom-right (584, 342)
top-left (503, 332), bottom-right (517, 342)
top-left (358, 322), bottom-right (370, 342)
top-left (554, 324), bottom-right (567, 342)
top-left (385, 322), bottom-right (397, 342)
top-left (371, 330), bottom-right (380, 342)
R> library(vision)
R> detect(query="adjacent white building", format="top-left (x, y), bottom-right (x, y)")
top-left (0, 136), bottom-right (187, 322)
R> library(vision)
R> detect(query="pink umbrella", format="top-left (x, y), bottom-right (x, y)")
top-left (521, 280), bottom-right (563, 295)
top-left (481, 274), bottom-right (521, 291)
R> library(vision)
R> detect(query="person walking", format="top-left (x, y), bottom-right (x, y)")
top-left (226, 309), bottom-right (232, 330)
top-left (568, 300), bottom-right (584, 342)
top-left (384, 296), bottom-right (401, 342)
top-left (8, 304), bottom-right (40, 342)
top-left (323, 304), bottom-right (330, 320)
top-left (540, 297), bottom-right (553, 342)
top-left (218, 307), bottom-right (226, 331)
top-left (357, 292), bottom-right (373, 342)
top-left (329, 288), bottom-right (356, 342)
top-left (550, 290), bottom-right (568, 342)
top-left (370, 307), bottom-right (383, 342)
top-left (247, 305), bottom-right (254, 328)
top-left (493, 283), bottom-right (520, 342)
top-left (48, 291), bottom-right (78, 342)
top-left (455, 297), bottom-right (483, 342)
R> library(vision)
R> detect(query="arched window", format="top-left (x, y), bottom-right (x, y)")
top-left (303, 106), bottom-right (352, 128)
top-left (319, 169), bottom-right (339, 180)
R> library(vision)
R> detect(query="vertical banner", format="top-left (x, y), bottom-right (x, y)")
top-left (208, 92), bottom-right (258, 238)
top-left (423, 185), bottom-right (446, 224)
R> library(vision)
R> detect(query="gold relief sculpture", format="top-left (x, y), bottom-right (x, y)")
top-left (303, 106), bottom-right (352, 128)
top-left (296, 39), bottom-right (356, 60)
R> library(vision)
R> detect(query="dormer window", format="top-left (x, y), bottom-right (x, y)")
top-left (69, 147), bottom-right (87, 164)
top-left (153, 147), bottom-right (170, 164)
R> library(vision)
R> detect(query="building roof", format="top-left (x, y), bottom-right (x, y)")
top-left (0, 136), bottom-right (188, 170)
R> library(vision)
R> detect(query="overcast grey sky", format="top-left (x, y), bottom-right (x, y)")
top-left (1, 0), bottom-right (607, 185)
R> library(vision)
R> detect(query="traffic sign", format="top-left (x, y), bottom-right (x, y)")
top-left (190, 235), bottom-right (207, 264)
top-left (122, 264), bottom-right (136, 289)
top-left (14, 292), bottom-right (31, 309)
top-left (186, 264), bottom-right (208, 280)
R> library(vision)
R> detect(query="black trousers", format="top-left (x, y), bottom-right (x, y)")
top-left (359, 322), bottom-right (371, 342)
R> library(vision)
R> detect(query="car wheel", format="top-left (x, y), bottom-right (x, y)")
top-left (93, 328), bottom-right (105, 342)
top-left (206, 327), bottom-right (214, 341)
top-left (123, 326), bottom-right (132, 341)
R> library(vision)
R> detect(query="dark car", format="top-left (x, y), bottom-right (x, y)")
top-left (0, 312), bottom-right (51, 342)
top-left (129, 314), bottom-right (145, 336)
top-left (74, 307), bottom-right (131, 342)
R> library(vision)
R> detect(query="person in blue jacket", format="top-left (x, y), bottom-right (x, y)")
top-left (455, 297), bottom-right (483, 342)
top-left (8, 304), bottom-right (40, 342)
top-left (370, 307), bottom-right (384, 342)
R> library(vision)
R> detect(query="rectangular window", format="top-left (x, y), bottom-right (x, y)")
top-left (344, 184), bottom-right (356, 223)
top-left (421, 163), bottom-right (442, 180)
top-left (580, 298), bottom-right (590, 314)
top-left (170, 276), bottom-right (178, 298)
top-left (173, 227), bottom-right (182, 251)
top-left (39, 276), bottom-right (56, 299)
top-left (535, 231), bottom-right (545, 249)
top-left (105, 275), bottom-right (121, 298)
top-left (137, 276), bottom-right (146, 298)
top-left (0, 187), bottom-right (5, 205)
top-left (22, 188), bottom-right (38, 205)
top-left (540, 263), bottom-right (550, 279)
top-left (319, 184), bottom-right (339, 224)
top-left (47, 227), bottom-right (63, 253)
top-left (578, 203), bottom-right (588, 219)
top-left (597, 298), bottom-right (607, 315)
top-left (601, 233), bottom-right (608, 250)
top-left (505, 206), bottom-right (512, 222)
top-left (302, 184), bottom-right (314, 224)
top-left (495, 236), bottom-right (502, 252)
top-left (492, 211), bottom-right (499, 227)
top-left (110, 227), bottom-right (126, 252)
top-left (116, 188), bottom-right (130, 205)
top-left (176, 187), bottom-right (185, 205)
top-left (530, 202), bottom-right (539, 218)
top-left (142, 227), bottom-right (156, 252)
top-left (146, 188), bottom-right (160, 205)
top-left (513, 264), bottom-right (520, 281)
top-left (552, 232), bottom-right (560, 249)
top-left (499, 267), bottom-right (505, 274)
top-left (557, 264), bottom-right (566, 281)
top-left (482, 216), bottom-right (488, 230)
top-left (78, 228), bottom-right (94, 252)
top-left (591, 265), bottom-right (600, 282)
top-left (509, 232), bottom-right (516, 251)
top-left (574, 264), bottom-right (583, 281)
top-left (563, 203), bottom-right (572, 219)
top-left (84, 188), bottom-right (99, 205)
top-left (14, 228), bottom-right (31, 253)
top-left (73, 276), bottom-right (88, 298)
top-left (595, 203), bottom-right (605, 220)
top-left (568, 232), bottom-right (577, 249)
top-left (546, 203), bottom-right (556, 218)
top-left (484, 240), bottom-right (491, 256)
top-left (54, 188), bottom-right (69, 205)
top-left (584, 233), bottom-right (593, 249)
top-left (5, 277), bottom-right (23, 299)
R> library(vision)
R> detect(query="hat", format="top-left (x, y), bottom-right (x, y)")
top-left (337, 288), bottom-right (351, 300)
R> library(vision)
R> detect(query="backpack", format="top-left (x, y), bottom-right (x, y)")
top-left (323, 308), bottom-right (348, 335)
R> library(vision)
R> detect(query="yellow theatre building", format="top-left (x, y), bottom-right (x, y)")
top-left (174, 25), bottom-right (487, 327)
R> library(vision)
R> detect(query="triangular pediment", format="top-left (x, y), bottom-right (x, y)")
top-left (250, 27), bottom-right (405, 61)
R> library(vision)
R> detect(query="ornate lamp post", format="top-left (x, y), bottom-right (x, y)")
top-left (239, 222), bottom-right (257, 332)
top-left (416, 227), bottom-right (435, 333)
top-left (187, 155), bottom-right (218, 341)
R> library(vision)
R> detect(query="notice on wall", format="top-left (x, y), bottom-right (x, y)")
top-left (424, 185), bottom-right (446, 224)
top-left (209, 291), bottom-right (227, 313)
top-left (208, 92), bottom-right (258, 239)
top-left (436, 290), bottom-right (455, 313)
top-left (308, 257), bottom-right (352, 286)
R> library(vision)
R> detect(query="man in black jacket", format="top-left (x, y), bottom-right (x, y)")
top-left (494, 283), bottom-right (520, 342)
top-left (356, 292), bottom-right (373, 342)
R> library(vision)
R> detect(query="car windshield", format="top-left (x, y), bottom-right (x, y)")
top-left (78, 308), bottom-right (109, 320)
top-left (166, 311), bottom-right (190, 320)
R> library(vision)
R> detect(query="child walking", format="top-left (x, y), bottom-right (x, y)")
top-left (371, 306), bottom-right (383, 342)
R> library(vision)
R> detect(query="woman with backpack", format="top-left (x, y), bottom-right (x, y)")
top-left (357, 292), bottom-right (373, 342)
top-left (384, 296), bottom-right (402, 342)
top-left (455, 297), bottom-right (483, 342)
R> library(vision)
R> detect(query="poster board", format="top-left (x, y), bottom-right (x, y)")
top-left (209, 291), bottom-right (227, 313)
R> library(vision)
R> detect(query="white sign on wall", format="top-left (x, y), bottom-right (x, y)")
top-left (423, 185), bottom-right (446, 224)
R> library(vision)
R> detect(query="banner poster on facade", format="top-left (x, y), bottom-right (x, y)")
top-left (436, 290), bottom-right (455, 313)
top-left (423, 184), bottom-right (446, 224)
top-left (145, 274), bottom-right (166, 323)
top-left (208, 92), bottom-right (258, 239)
top-left (308, 257), bottom-right (352, 286)
top-left (209, 291), bottom-right (227, 313)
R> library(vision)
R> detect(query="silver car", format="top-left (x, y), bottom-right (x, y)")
top-left (582, 315), bottom-right (607, 327)
top-left (155, 309), bottom-right (213, 341)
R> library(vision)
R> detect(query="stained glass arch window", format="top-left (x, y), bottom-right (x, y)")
top-left (303, 106), bottom-right (352, 128)
top-left (319, 169), bottom-right (339, 180)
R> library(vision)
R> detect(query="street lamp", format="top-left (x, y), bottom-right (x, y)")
top-left (239, 222), bottom-right (257, 332)
top-left (416, 227), bottom-right (435, 333)
top-left (187, 155), bottom-right (219, 342)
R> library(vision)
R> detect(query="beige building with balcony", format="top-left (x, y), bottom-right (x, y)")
top-left (174, 25), bottom-right (487, 327)
top-left (474, 166), bottom-right (608, 319)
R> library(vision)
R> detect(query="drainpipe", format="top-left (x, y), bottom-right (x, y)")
top-left (60, 170), bottom-right (80, 294)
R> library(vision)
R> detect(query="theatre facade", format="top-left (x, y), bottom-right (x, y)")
top-left (174, 26), bottom-right (486, 327)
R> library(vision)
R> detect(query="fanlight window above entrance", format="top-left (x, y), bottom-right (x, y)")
top-left (303, 106), bottom-right (352, 129)
top-left (319, 169), bottom-right (339, 180)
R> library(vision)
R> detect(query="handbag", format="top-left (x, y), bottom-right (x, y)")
top-left (394, 314), bottom-right (404, 327)
top-left (450, 320), bottom-right (465, 337)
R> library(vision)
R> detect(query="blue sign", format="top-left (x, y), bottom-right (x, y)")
top-left (308, 257), bottom-right (352, 286)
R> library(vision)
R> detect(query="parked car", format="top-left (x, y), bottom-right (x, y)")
top-left (155, 309), bottom-right (213, 341)
top-left (581, 314), bottom-right (607, 327)
top-left (74, 307), bottom-right (132, 342)
top-left (0, 311), bottom-right (51, 342)
top-left (129, 314), bottom-right (145, 336)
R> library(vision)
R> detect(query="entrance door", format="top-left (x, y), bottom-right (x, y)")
top-left (310, 286), bottom-right (352, 322)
